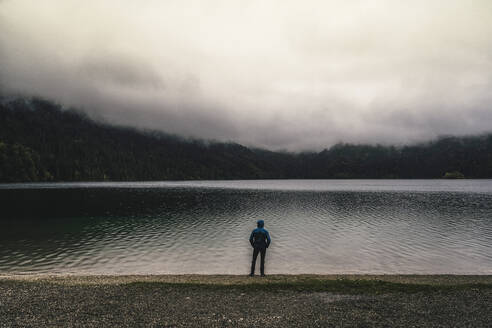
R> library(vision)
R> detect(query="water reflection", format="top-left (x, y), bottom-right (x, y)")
top-left (1, 181), bottom-right (492, 274)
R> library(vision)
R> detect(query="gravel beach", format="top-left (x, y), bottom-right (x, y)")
top-left (1, 274), bottom-right (491, 327)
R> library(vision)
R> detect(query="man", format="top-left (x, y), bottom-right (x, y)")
top-left (249, 219), bottom-right (271, 277)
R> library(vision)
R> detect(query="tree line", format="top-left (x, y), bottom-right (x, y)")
top-left (1, 97), bottom-right (491, 182)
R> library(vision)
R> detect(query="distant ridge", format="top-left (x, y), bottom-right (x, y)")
top-left (1, 96), bottom-right (492, 182)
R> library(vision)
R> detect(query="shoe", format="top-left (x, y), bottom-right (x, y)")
top-left (249, 273), bottom-right (254, 277)
top-left (260, 274), bottom-right (266, 277)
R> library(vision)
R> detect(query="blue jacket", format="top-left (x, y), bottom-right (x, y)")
top-left (249, 220), bottom-right (271, 249)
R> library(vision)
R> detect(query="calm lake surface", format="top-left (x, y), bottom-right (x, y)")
top-left (1, 180), bottom-right (491, 275)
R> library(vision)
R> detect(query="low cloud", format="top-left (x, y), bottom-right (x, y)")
top-left (1, 0), bottom-right (492, 151)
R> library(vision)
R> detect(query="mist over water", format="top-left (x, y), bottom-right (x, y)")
top-left (1, 180), bottom-right (492, 274)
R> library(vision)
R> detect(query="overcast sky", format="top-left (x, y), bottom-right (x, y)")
top-left (1, 0), bottom-right (492, 151)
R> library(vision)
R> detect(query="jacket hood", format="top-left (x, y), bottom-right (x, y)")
top-left (257, 220), bottom-right (264, 228)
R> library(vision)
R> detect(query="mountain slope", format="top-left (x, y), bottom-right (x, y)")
top-left (0, 98), bottom-right (299, 181)
top-left (1, 97), bottom-right (492, 182)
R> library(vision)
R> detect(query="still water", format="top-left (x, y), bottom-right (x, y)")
top-left (1, 180), bottom-right (491, 275)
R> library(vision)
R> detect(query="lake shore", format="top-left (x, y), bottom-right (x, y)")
top-left (1, 274), bottom-right (491, 327)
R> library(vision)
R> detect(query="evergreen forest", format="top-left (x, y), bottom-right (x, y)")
top-left (1, 97), bottom-right (492, 182)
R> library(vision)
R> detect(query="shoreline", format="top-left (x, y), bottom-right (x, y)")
top-left (2, 273), bottom-right (492, 285)
top-left (2, 274), bottom-right (491, 327)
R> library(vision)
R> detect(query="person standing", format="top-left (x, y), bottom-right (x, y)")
top-left (249, 220), bottom-right (271, 277)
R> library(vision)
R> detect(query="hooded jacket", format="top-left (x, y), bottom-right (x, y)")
top-left (249, 220), bottom-right (271, 249)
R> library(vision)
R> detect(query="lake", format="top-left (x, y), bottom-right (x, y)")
top-left (1, 180), bottom-right (491, 275)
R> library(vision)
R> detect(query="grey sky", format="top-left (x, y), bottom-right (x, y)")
top-left (1, 0), bottom-right (492, 150)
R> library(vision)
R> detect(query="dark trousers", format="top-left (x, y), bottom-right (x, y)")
top-left (251, 247), bottom-right (266, 275)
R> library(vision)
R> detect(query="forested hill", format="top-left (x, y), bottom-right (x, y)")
top-left (1, 96), bottom-right (492, 182)
top-left (0, 97), bottom-right (301, 181)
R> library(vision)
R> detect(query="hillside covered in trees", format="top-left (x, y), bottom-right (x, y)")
top-left (1, 96), bottom-right (492, 182)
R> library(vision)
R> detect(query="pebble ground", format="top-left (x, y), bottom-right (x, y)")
top-left (1, 274), bottom-right (491, 327)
